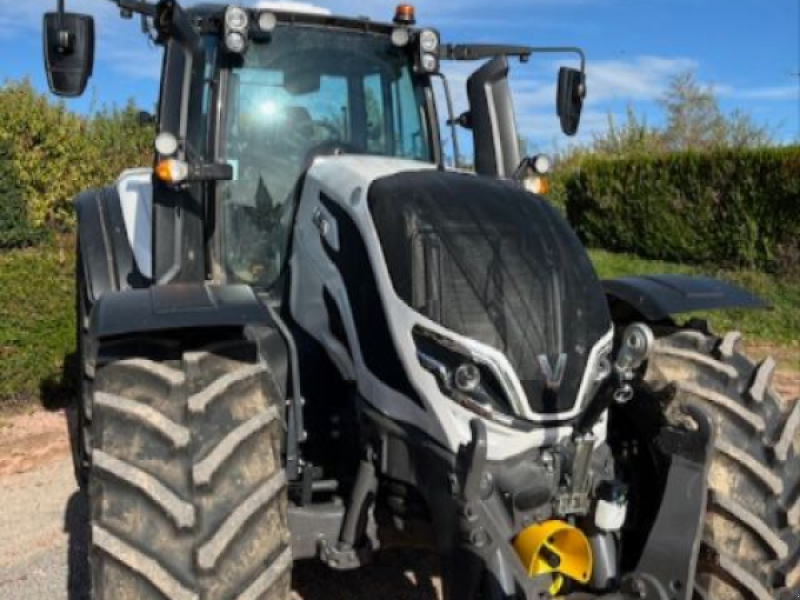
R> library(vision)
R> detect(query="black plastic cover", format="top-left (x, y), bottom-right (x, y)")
top-left (467, 56), bottom-right (521, 178)
top-left (75, 186), bottom-right (149, 304)
top-left (90, 284), bottom-right (273, 339)
top-left (604, 274), bottom-right (768, 321)
top-left (368, 170), bottom-right (611, 417)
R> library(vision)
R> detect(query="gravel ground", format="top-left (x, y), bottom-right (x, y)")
top-left (0, 453), bottom-right (442, 600)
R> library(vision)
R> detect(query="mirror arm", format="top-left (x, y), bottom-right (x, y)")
top-left (442, 44), bottom-right (535, 62)
top-left (55, 0), bottom-right (158, 18)
top-left (115, 0), bottom-right (158, 18)
top-left (442, 44), bottom-right (586, 79)
top-left (525, 46), bottom-right (585, 75)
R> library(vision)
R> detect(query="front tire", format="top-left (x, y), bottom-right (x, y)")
top-left (645, 325), bottom-right (799, 600)
top-left (89, 336), bottom-right (292, 600)
top-left (70, 247), bottom-right (92, 490)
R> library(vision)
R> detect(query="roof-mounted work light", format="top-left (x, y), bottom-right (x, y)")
top-left (224, 6), bottom-right (249, 54)
top-left (413, 28), bottom-right (440, 74)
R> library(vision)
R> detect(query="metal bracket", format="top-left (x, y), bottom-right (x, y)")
top-left (629, 403), bottom-right (716, 600)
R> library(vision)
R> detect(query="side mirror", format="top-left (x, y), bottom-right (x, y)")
top-left (557, 67), bottom-right (585, 136)
top-left (43, 12), bottom-right (95, 97)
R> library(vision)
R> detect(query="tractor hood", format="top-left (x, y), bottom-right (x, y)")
top-left (366, 168), bottom-right (613, 419)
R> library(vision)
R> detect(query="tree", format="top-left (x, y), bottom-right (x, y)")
top-left (586, 69), bottom-right (771, 156)
top-left (591, 104), bottom-right (662, 156)
top-left (659, 71), bottom-right (770, 150)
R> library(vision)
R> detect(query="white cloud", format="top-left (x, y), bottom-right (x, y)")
top-left (585, 55), bottom-right (698, 103)
top-left (717, 84), bottom-right (799, 102)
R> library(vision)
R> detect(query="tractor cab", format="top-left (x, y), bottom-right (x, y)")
top-left (43, 0), bottom-right (587, 290)
top-left (215, 5), bottom-right (438, 286)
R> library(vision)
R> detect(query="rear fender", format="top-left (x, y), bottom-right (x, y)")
top-left (603, 274), bottom-right (768, 323)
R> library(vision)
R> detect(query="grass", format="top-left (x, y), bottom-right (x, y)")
top-left (0, 241), bottom-right (797, 411)
top-left (0, 239), bottom-right (75, 411)
top-left (590, 249), bottom-right (800, 367)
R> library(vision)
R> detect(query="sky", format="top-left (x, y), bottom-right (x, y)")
top-left (1, 0), bottom-right (798, 154)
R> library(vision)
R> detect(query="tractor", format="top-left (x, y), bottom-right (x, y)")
top-left (42, 1), bottom-right (798, 599)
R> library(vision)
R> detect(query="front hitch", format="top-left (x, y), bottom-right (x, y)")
top-left (446, 405), bottom-right (715, 600)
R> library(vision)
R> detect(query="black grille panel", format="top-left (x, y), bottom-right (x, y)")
top-left (368, 170), bottom-right (611, 416)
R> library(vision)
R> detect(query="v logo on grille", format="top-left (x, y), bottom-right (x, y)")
top-left (538, 354), bottom-right (568, 391)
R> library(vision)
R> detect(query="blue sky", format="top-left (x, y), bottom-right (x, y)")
top-left (2, 0), bottom-right (798, 153)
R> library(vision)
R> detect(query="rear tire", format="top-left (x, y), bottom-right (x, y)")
top-left (89, 337), bottom-right (292, 600)
top-left (644, 325), bottom-right (799, 600)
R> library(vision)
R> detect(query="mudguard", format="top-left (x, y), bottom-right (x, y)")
top-left (74, 171), bottom-right (152, 303)
top-left (89, 283), bottom-right (291, 398)
top-left (603, 274), bottom-right (768, 322)
top-left (89, 284), bottom-right (273, 339)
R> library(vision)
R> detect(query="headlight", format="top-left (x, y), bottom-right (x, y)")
top-left (454, 363), bottom-right (481, 392)
top-left (224, 6), bottom-right (249, 54)
top-left (414, 327), bottom-right (520, 426)
top-left (414, 28), bottom-right (440, 74)
top-left (225, 6), bottom-right (249, 30)
top-left (225, 31), bottom-right (247, 54)
top-left (419, 29), bottom-right (439, 53)
top-left (421, 53), bottom-right (439, 73)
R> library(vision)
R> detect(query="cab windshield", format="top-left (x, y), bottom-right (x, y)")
top-left (219, 25), bottom-right (434, 288)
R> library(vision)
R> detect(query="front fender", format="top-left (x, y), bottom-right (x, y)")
top-left (603, 274), bottom-right (768, 322)
top-left (89, 283), bottom-right (274, 340)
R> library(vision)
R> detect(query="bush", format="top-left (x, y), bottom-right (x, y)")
top-left (0, 79), bottom-right (152, 232)
top-left (564, 147), bottom-right (800, 273)
top-left (0, 241), bottom-right (75, 409)
top-left (0, 80), bottom-right (97, 228)
top-left (0, 134), bottom-right (46, 248)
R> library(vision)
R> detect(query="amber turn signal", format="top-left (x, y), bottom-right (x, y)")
top-left (525, 176), bottom-right (549, 195)
top-left (155, 159), bottom-right (189, 184)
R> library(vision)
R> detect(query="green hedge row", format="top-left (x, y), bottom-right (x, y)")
top-left (0, 136), bottom-right (46, 248)
top-left (563, 147), bottom-right (800, 273)
top-left (0, 80), bottom-right (152, 248)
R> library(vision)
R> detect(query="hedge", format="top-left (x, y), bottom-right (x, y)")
top-left (563, 147), bottom-right (800, 273)
top-left (0, 135), bottom-right (46, 248)
top-left (0, 79), bottom-right (152, 245)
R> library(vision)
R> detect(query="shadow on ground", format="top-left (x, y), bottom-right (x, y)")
top-left (63, 488), bottom-right (441, 600)
top-left (65, 490), bottom-right (90, 600)
top-left (40, 351), bottom-right (78, 412)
